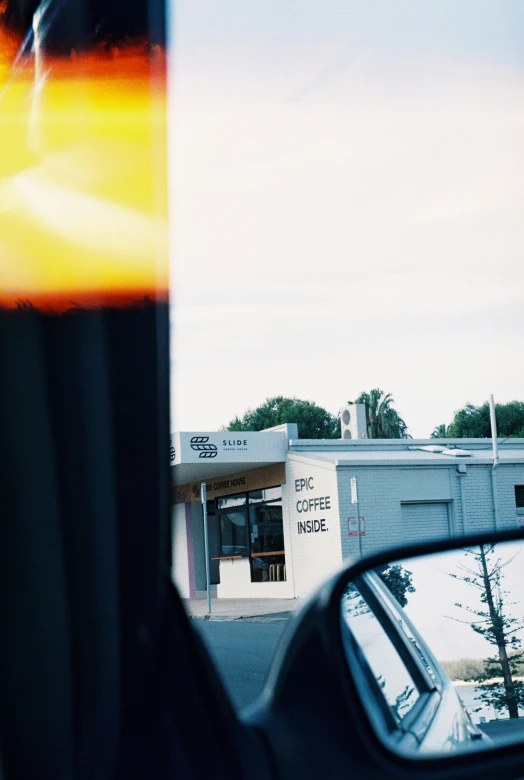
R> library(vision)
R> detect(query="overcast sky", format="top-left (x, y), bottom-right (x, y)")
top-left (169, 1), bottom-right (524, 437)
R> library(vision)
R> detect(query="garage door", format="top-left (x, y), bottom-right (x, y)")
top-left (400, 502), bottom-right (450, 545)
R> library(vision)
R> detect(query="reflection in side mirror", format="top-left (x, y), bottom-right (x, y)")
top-left (340, 540), bottom-right (524, 758)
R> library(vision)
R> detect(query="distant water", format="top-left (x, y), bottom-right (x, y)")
top-left (455, 685), bottom-right (524, 724)
top-left (455, 685), bottom-right (499, 723)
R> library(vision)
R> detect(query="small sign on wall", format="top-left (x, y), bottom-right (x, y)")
top-left (350, 477), bottom-right (358, 504)
top-left (348, 517), bottom-right (365, 536)
top-left (516, 516), bottom-right (524, 529)
top-left (173, 484), bottom-right (190, 505)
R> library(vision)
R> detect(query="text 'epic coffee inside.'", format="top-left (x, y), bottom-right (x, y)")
top-left (294, 477), bottom-right (330, 533)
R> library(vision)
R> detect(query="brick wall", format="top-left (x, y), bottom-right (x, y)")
top-left (336, 462), bottom-right (524, 565)
top-left (461, 466), bottom-right (496, 533)
top-left (337, 466), bottom-right (457, 562)
top-left (492, 464), bottom-right (524, 529)
top-left (451, 469), bottom-right (464, 535)
top-left (338, 467), bottom-right (402, 563)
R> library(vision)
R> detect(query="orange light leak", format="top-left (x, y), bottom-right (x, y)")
top-left (0, 30), bottom-right (168, 311)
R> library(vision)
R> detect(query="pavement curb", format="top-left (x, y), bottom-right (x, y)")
top-left (238, 611), bottom-right (294, 621)
top-left (189, 611), bottom-right (293, 622)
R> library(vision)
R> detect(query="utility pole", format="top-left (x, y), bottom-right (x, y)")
top-left (489, 394), bottom-right (500, 530)
top-left (489, 394), bottom-right (499, 466)
top-left (201, 482), bottom-right (211, 615)
top-left (351, 477), bottom-right (363, 558)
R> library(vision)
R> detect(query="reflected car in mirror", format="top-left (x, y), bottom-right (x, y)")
top-left (339, 538), bottom-right (524, 757)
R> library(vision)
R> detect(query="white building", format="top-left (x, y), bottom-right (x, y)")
top-left (171, 422), bottom-right (524, 600)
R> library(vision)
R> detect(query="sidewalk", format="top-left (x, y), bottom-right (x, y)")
top-left (183, 595), bottom-right (300, 622)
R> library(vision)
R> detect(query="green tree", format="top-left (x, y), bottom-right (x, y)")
top-left (376, 563), bottom-right (415, 607)
top-left (440, 658), bottom-right (485, 681)
top-left (225, 396), bottom-right (340, 439)
top-left (430, 423), bottom-right (449, 439)
top-left (448, 545), bottom-right (524, 719)
top-left (352, 389), bottom-right (410, 439)
top-left (441, 655), bottom-right (524, 682)
top-left (432, 400), bottom-right (524, 439)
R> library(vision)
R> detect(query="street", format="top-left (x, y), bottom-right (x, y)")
top-left (480, 719), bottom-right (524, 745)
top-left (194, 619), bottom-right (290, 711)
top-left (194, 619), bottom-right (524, 748)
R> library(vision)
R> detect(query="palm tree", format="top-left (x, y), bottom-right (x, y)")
top-left (430, 423), bottom-right (449, 439)
top-left (352, 389), bottom-right (410, 439)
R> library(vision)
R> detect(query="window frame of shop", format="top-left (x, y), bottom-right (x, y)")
top-left (215, 485), bottom-right (285, 581)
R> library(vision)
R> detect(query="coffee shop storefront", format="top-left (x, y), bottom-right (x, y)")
top-left (171, 428), bottom-right (296, 599)
top-left (171, 426), bottom-right (524, 601)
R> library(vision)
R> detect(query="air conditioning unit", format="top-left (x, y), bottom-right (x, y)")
top-left (339, 404), bottom-right (367, 440)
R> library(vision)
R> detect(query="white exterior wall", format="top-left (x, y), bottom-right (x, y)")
top-left (172, 502), bottom-right (191, 598)
top-left (171, 500), bottom-right (208, 598)
top-left (218, 557), bottom-right (293, 598)
top-left (280, 477), bottom-right (296, 597)
top-left (285, 457), bottom-right (342, 598)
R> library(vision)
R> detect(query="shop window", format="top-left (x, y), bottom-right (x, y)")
top-left (218, 494), bottom-right (247, 510)
top-left (206, 500), bottom-right (220, 585)
top-left (215, 487), bottom-right (286, 579)
top-left (249, 488), bottom-right (285, 582)
top-left (217, 493), bottom-right (248, 557)
top-left (249, 486), bottom-right (282, 504)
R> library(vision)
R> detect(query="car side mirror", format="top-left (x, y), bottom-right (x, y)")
top-left (249, 529), bottom-right (524, 780)
top-left (339, 536), bottom-right (524, 758)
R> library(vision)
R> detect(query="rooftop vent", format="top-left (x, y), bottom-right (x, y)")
top-left (411, 445), bottom-right (445, 454)
top-left (410, 445), bottom-right (472, 457)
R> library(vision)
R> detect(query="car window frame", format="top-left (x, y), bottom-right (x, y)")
top-left (341, 571), bottom-right (442, 744)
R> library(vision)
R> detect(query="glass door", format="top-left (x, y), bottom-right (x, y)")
top-left (216, 494), bottom-right (248, 557)
top-left (248, 488), bottom-right (285, 582)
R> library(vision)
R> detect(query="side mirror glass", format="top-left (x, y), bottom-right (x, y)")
top-left (340, 538), bottom-right (524, 758)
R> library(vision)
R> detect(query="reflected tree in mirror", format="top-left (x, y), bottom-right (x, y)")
top-left (393, 685), bottom-right (417, 720)
top-left (446, 544), bottom-right (524, 719)
top-left (376, 563), bottom-right (415, 607)
top-left (341, 582), bottom-right (370, 617)
top-left (376, 676), bottom-right (416, 721)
